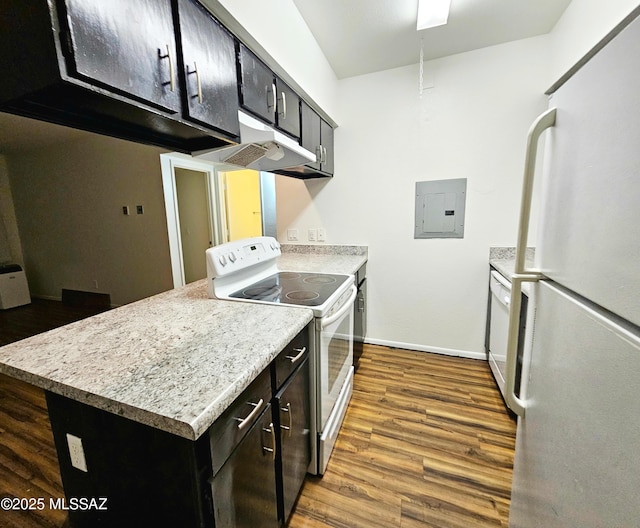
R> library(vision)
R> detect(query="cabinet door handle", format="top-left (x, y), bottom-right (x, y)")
top-left (285, 346), bottom-right (306, 364)
top-left (318, 145), bottom-right (326, 164)
top-left (188, 62), bottom-right (203, 104)
top-left (158, 44), bottom-right (175, 92)
top-left (280, 402), bottom-right (292, 437)
top-left (262, 422), bottom-right (276, 460)
top-left (279, 91), bottom-right (287, 119)
top-left (268, 83), bottom-right (277, 111)
top-left (234, 398), bottom-right (264, 430)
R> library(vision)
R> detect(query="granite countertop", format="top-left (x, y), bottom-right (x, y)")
top-left (0, 244), bottom-right (368, 441)
top-left (489, 247), bottom-right (535, 281)
top-left (278, 244), bottom-right (368, 275)
top-left (0, 281), bottom-right (313, 440)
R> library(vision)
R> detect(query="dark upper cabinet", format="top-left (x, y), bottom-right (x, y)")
top-left (0, 0), bottom-right (237, 152)
top-left (275, 78), bottom-right (300, 138)
top-left (63, 0), bottom-right (181, 114)
top-left (238, 44), bottom-right (301, 140)
top-left (238, 44), bottom-right (277, 124)
top-left (175, 0), bottom-right (240, 137)
top-left (300, 101), bottom-right (322, 171)
top-left (320, 118), bottom-right (334, 174)
top-left (286, 100), bottom-right (334, 177)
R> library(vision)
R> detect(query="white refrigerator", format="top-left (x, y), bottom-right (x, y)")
top-left (504, 8), bottom-right (640, 528)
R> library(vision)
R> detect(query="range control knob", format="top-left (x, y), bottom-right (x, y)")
top-left (228, 252), bottom-right (237, 263)
top-left (218, 254), bottom-right (227, 266)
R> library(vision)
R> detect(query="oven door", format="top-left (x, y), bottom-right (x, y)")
top-left (317, 285), bottom-right (356, 428)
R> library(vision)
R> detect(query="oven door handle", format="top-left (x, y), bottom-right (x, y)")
top-left (320, 285), bottom-right (357, 329)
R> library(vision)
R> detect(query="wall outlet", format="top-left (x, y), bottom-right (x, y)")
top-left (66, 433), bottom-right (88, 472)
top-left (122, 206), bottom-right (130, 215)
top-left (136, 205), bottom-right (144, 215)
top-left (308, 228), bottom-right (317, 242)
top-left (317, 228), bottom-right (326, 242)
top-left (287, 228), bottom-right (299, 241)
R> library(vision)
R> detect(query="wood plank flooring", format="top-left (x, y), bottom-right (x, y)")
top-left (288, 346), bottom-right (516, 528)
top-left (0, 303), bottom-right (516, 527)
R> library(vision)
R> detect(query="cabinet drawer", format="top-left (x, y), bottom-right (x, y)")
top-left (209, 368), bottom-right (272, 475)
top-left (272, 327), bottom-right (310, 391)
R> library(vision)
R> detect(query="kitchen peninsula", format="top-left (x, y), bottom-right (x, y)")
top-left (0, 281), bottom-right (313, 526)
top-left (0, 245), bottom-right (367, 527)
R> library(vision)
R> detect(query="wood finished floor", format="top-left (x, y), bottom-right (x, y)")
top-left (0, 303), bottom-right (516, 528)
top-left (287, 346), bottom-right (516, 528)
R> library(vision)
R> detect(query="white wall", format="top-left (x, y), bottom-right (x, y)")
top-left (7, 135), bottom-right (173, 306)
top-left (277, 37), bottom-right (550, 356)
top-left (547, 0), bottom-right (640, 85)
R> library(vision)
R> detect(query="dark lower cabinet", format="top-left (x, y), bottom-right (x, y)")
top-left (211, 404), bottom-right (279, 527)
top-left (42, 325), bottom-right (312, 527)
top-left (45, 392), bottom-right (214, 528)
top-left (274, 356), bottom-right (311, 523)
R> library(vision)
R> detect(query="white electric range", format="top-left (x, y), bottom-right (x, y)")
top-left (206, 236), bottom-right (356, 474)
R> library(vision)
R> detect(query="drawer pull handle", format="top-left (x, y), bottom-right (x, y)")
top-left (262, 423), bottom-right (276, 460)
top-left (285, 346), bottom-right (306, 364)
top-left (280, 402), bottom-right (292, 437)
top-left (235, 398), bottom-right (264, 430)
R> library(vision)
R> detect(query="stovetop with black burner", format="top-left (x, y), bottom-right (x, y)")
top-left (229, 271), bottom-right (350, 306)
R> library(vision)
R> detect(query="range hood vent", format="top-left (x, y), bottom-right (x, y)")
top-left (194, 111), bottom-right (316, 171)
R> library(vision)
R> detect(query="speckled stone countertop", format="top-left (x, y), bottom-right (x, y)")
top-left (279, 244), bottom-right (368, 275)
top-left (489, 247), bottom-right (535, 280)
top-left (0, 281), bottom-right (313, 441)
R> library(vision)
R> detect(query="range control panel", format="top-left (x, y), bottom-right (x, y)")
top-left (206, 236), bottom-right (281, 278)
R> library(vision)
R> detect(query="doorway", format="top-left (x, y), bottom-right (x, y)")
top-left (161, 154), bottom-right (278, 288)
top-left (161, 154), bottom-right (222, 288)
top-left (174, 168), bottom-right (212, 284)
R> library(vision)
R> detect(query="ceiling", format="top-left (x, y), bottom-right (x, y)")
top-left (0, 0), bottom-right (573, 154)
top-left (292, 0), bottom-right (572, 79)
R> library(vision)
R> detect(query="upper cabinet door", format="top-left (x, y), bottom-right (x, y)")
top-left (275, 79), bottom-right (300, 139)
top-left (62, 0), bottom-right (181, 113)
top-left (300, 101), bottom-right (321, 171)
top-left (176, 0), bottom-right (240, 138)
top-left (238, 44), bottom-right (276, 124)
top-left (320, 119), bottom-right (334, 174)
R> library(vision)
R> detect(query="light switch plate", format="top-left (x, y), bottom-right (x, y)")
top-left (287, 229), bottom-right (299, 241)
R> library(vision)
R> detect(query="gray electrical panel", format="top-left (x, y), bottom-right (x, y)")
top-left (414, 178), bottom-right (467, 239)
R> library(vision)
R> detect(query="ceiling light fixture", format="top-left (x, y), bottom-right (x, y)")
top-left (417, 0), bottom-right (452, 30)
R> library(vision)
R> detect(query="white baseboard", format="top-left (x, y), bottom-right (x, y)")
top-left (364, 337), bottom-right (486, 361)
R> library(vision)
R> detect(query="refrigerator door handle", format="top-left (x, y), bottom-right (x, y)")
top-left (505, 108), bottom-right (556, 417)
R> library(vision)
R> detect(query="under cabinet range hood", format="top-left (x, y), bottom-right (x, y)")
top-left (193, 111), bottom-right (316, 171)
